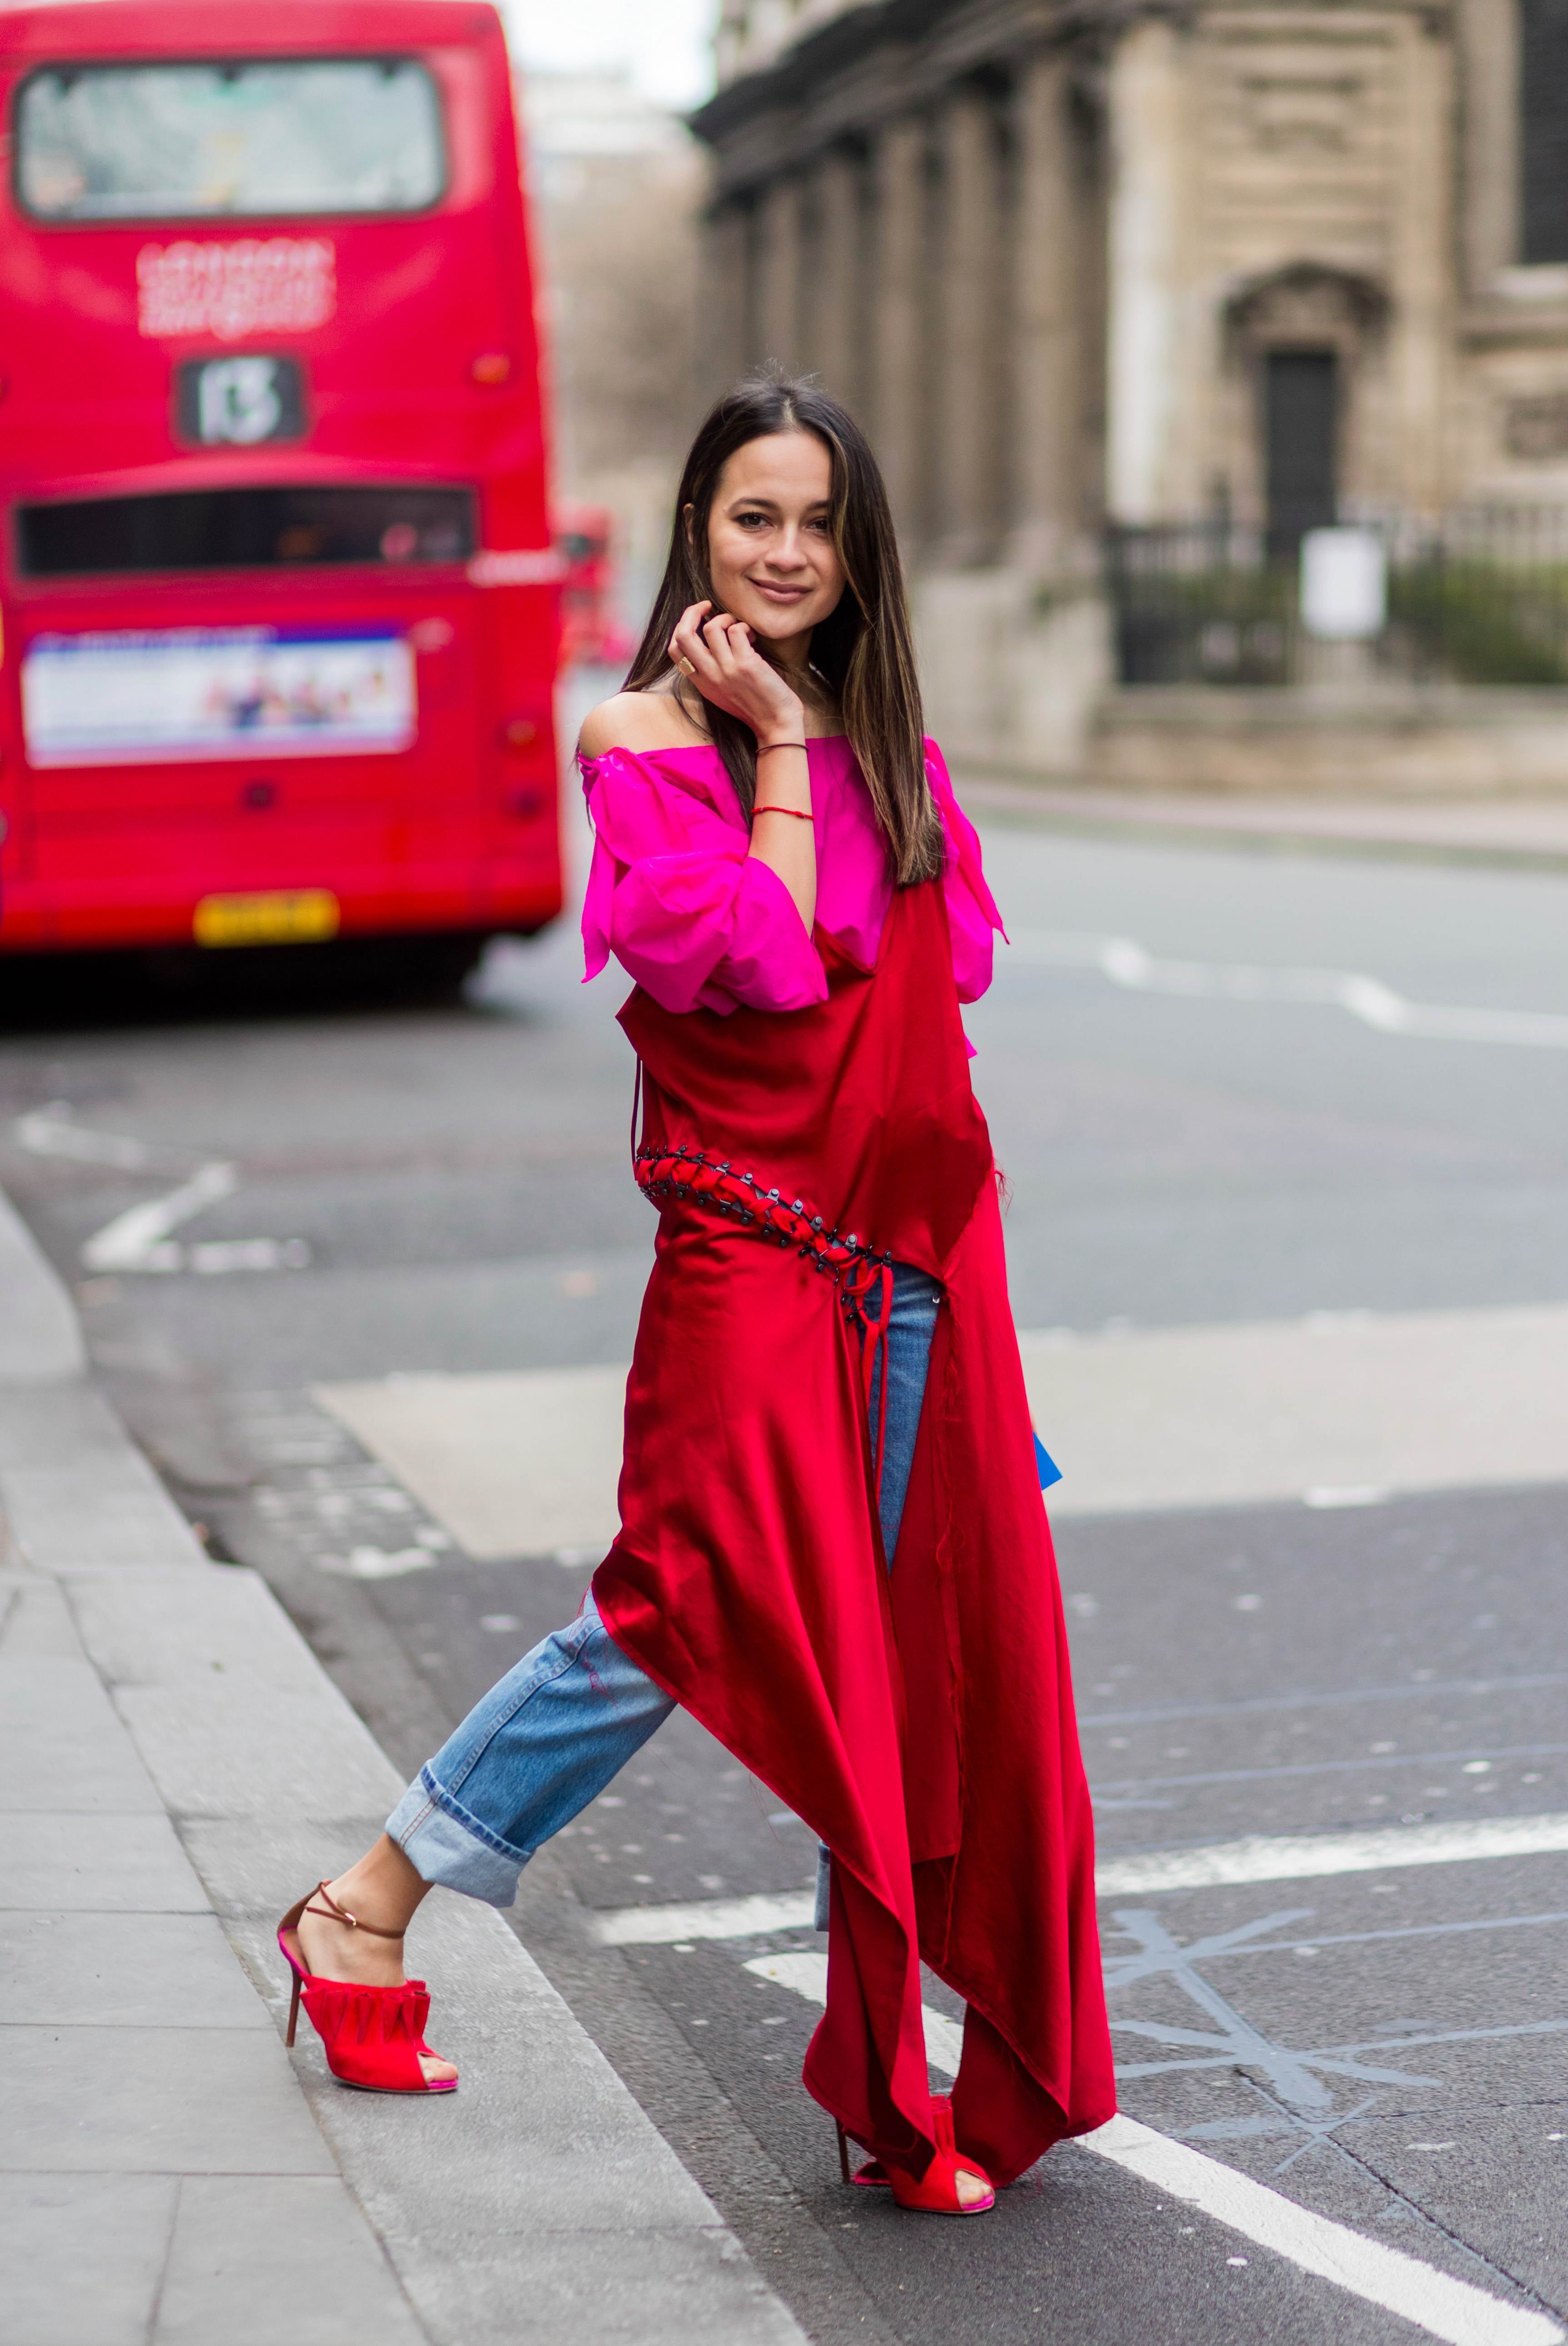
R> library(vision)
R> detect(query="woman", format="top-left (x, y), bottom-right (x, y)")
top-left (280, 379), bottom-right (1115, 2217)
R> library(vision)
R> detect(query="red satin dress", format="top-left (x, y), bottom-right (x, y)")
top-left (593, 870), bottom-right (1116, 2185)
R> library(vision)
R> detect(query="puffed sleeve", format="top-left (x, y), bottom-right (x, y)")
top-left (925, 740), bottom-right (1006, 1004)
top-left (580, 748), bottom-right (828, 1016)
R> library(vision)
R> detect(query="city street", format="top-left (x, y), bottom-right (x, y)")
top-left (3, 767), bottom-right (1568, 2344)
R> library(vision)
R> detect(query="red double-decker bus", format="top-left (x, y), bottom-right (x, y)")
top-left (0, 0), bottom-right (562, 979)
top-left (555, 501), bottom-right (631, 671)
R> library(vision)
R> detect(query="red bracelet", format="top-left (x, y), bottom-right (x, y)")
top-left (754, 802), bottom-right (814, 821)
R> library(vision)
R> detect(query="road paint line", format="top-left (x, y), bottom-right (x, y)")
top-left (82, 1160), bottom-right (239, 1272)
top-left (1009, 929), bottom-right (1568, 1051)
top-left (14, 1111), bottom-right (309, 1276)
top-left (1094, 1741), bottom-right (1568, 1797)
top-left (15, 1105), bottom-right (159, 1170)
top-left (595, 1889), bottom-right (817, 1945)
top-left (1081, 1670), bottom-right (1568, 1731)
top-left (744, 1952), bottom-right (1562, 2346)
top-left (312, 1301), bottom-right (1568, 1543)
top-left (1087, 2115), bottom-right (1562, 2346)
top-left (744, 1949), bottom-right (969, 2077)
top-left (317, 1365), bottom-right (627, 1560)
top-left (1095, 1813), bottom-right (1568, 1896)
top-left (186, 1237), bottom-right (310, 1275)
top-left (313, 1544), bottom-right (438, 1580)
top-left (594, 1812), bottom-right (1568, 1947)
top-left (1019, 1301), bottom-right (1568, 1516)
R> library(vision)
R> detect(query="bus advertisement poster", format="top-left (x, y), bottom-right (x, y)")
top-left (21, 625), bottom-right (416, 765)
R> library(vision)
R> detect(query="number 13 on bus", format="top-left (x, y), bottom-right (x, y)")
top-left (0, 0), bottom-right (564, 973)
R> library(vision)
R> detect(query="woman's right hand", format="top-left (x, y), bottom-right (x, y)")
top-left (669, 601), bottom-right (805, 746)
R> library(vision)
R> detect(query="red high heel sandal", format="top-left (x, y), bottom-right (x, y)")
top-left (278, 1882), bottom-right (457, 2095)
top-left (836, 2095), bottom-right (995, 2216)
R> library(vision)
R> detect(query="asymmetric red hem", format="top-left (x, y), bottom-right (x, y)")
top-left (593, 877), bottom-right (1116, 2180)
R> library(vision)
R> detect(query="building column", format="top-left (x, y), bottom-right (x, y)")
top-left (1009, 50), bottom-right (1086, 570)
top-left (932, 86), bottom-right (1003, 564)
top-left (868, 116), bottom-right (926, 546)
top-left (1388, 14), bottom-right (1453, 514)
top-left (1457, 0), bottom-right (1518, 292)
top-left (756, 173), bottom-right (806, 373)
top-left (807, 146), bottom-right (865, 409)
top-left (701, 199), bottom-right (751, 399)
top-left (1104, 17), bottom-right (1186, 523)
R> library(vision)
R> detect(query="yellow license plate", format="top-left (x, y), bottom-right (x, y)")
top-left (193, 889), bottom-right (340, 948)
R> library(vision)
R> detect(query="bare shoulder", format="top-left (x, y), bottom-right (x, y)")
top-left (577, 688), bottom-right (708, 762)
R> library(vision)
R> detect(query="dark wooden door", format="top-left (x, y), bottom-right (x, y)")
top-left (1265, 349), bottom-right (1337, 560)
top-left (1522, 0), bottom-right (1568, 262)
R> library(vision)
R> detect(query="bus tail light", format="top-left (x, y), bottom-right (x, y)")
top-left (499, 716), bottom-right (539, 751)
top-left (471, 352), bottom-right (512, 385)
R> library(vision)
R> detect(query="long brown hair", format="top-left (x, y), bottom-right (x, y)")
top-left (624, 377), bottom-right (944, 886)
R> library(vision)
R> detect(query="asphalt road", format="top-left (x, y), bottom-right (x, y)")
top-left (3, 737), bottom-right (1568, 2345)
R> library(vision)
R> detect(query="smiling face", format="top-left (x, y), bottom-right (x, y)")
top-left (700, 431), bottom-right (847, 649)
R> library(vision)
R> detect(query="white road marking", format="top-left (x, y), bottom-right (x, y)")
top-left (15, 1108), bottom-right (307, 1275)
top-left (1009, 929), bottom-right (1568, 1051)
top-left (15, 1106), bottom-right (159, 1169)
top-left (186, 1237), bottom-right (310, 1275)
top-left (1082, 1669), bottom-right (1568, 1732)
top-left (594, 1811), bottom-right (1568, 1948)
top-left (744, 1950), bottom-right (968, 2072)
top-left (315, 1301), bottom-right (1568, 1547)
top-left (313, 1544), bottom-right (437, 1580)
top-left (596, 1889), bottom-right (817, 1946)
top-left (1095, 1813), bottom-right (1568, 1896)
top-left (1087, 2116), bottom-right (1562, 2346)
top-left (744, 1952), bottom-right (1562, 2346)
top-left (82, 1159), bottom-right (239, 1272)
top-left (316, 1366), bottom-right (628, 1560)
top-left (1019, 1303), bottom-right (1568, 1516)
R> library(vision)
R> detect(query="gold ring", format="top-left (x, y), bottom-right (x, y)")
top-left (674, 655), bottom-right (697, 678)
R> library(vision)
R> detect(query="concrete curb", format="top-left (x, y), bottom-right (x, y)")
top-left (0, 1183), bottom-right (84, 1381)
top-left (0, 1187), bottom-right (805, 2346)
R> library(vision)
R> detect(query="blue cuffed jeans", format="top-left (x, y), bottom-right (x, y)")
top-left (386, 1261), bottom-right (943, 1908)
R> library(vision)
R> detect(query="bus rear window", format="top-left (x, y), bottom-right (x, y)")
top-left (17, 486), bottom-right (475, 576)
top-left (17, 59), bottom-right (444, 221)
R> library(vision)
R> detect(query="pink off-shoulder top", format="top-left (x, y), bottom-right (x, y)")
top-left (579, 735), bottom-right (1003, 1030)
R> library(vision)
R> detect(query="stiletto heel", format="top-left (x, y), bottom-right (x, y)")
top-left (277, 1881), bottom-right (457, 2095)
top-left (836, 2094), bottom-right (994, 2216)
top-left (836, 2121), bottom-right (852, 2186)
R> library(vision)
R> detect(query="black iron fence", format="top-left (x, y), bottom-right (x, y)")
top-left (1105, 509), bottom-right (1568, 688)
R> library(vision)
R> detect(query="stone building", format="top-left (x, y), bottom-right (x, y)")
top-left (523, 71), bottom-right (703, 642)
top-left (690, 0), bottom-right (1568, 784)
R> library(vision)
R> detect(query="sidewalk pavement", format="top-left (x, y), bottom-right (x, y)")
top-left (0, 1188), bottom-right (805, 2346)
top-left (956, 776), bottom-right (1568, 870)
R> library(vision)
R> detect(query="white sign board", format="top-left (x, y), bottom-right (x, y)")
top-left (22, 626), bottom-right (414, 767)
top-left (137, 238), bottom-right (336, 341)
top-left (1300, 527), bottom-right (1387, 641)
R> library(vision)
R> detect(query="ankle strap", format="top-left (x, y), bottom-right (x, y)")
top-left (304, 1880), bottom-right (404, 1940)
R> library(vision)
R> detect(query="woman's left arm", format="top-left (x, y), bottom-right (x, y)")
top-left (926, 744), bottom-right (1006, 1003)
